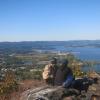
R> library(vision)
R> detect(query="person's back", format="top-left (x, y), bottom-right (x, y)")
top-left (54, 66), bottom-right (68, 85)
top-left (54, 59), bottom-right (73, 87)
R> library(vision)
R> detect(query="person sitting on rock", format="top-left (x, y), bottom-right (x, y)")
top-left (54, 59), bottom-right (74, 87)
top-left (42, 58), bottom-right (58, 85)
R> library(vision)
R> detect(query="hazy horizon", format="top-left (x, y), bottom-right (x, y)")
top-left (0, 39), bottom-right (100, 42)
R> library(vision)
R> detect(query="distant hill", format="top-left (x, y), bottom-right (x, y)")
top-left (0, 40), bottom-right (100, 54)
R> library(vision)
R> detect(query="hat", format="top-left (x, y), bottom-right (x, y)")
top-left (50, 57), bottom-right (57, 64)
top-left (62, 59), bottom-right (68, 65)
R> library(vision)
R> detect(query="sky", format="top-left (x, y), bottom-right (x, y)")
top-left (0, 0), bottom-right (100, 41)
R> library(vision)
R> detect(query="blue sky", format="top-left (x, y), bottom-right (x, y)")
top-left (0, 0), bottom-right (100, 41)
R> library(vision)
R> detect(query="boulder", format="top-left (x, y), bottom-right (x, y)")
top-left (21, 85), bottom-right (79, 100)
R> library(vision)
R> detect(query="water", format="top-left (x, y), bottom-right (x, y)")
top-left (54, 46), bottom-right (100, 72)
top-left (82, 64), bottom-right (100, 73)
top-left (54, 46), bottom-right (100, 61)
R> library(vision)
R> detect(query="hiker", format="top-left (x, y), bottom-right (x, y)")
top-left (54, 59), bottom-right (74, 88)
top-left (42, 58), bottom-right (58, 85)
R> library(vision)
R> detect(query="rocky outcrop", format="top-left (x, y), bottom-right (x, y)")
top-left (87, 78), bottom-right (100, 99)
top-left (20, 85), bottom-right (80, 100)
top-left (20, 73), bottom-right (100, 100)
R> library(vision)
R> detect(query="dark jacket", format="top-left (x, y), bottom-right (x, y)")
top-left (54, 65), bottom-right (73, 86)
